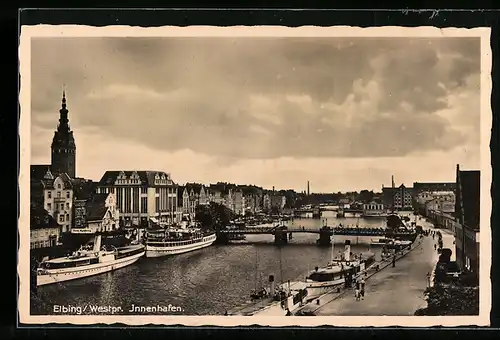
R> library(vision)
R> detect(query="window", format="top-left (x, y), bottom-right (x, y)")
top-left (60, 203), bottom-right (64, 210)
top-left (58, 184), bottom-right (61, 189)
top-left (59, 215), bottom-right (64, 223)
top-left (66, 191), bottom-right (70, 198)
top-left (66, 214), bottom-right (70, 221)
top-left (47, 191), bottom-right (52, 199)
top-left (57, 191), bottom-right (61, 198)
top-left (66, 202), bottom-right (70, 209)
top-left (47, 203), bottom-right (52, 210)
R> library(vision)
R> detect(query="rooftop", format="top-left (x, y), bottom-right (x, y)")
top-left (98, 170), bottom-right (176, 187)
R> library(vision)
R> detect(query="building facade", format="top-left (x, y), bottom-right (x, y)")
top-left (231, 189), bottom-right (244, 215)
top-left (30, 168), bottom-right (74, 233)
top-left (454, 165), bottom-right (480, 281)
top-left (30, 202), bottom-right (61, 249)
top-left (51, 91), bottom-right (76, 178)
top-left (84, 193), bottom-right (120, 233)
top-left (413, 182), bottom-right (455, 197)
top-left (382, 184), bottom-right (413, 211)
top-left (362, 202), bottom-right (385, 216)
top-left (96, 171), bottom-right (180, 227)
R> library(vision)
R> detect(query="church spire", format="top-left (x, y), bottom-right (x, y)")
top-left (58, 88), bottom-right (69, 132)
top-left (51, 87), bottom-right (76, 178)
top-left (62, 86), bottom-right (66, 109)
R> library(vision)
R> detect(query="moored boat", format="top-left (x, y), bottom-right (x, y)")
top-left (250, 281), bottom-right (309, 316)
top-left (304, 240), bottom-right (376, 301)
top-left (36, 235), bottom-right (145, 287)
top-left (145, 226), bottom-right (216, 258)
top-left (370, 237), bottom-right (412, 249)
top-left (370, 237), bottom-right (395, 246)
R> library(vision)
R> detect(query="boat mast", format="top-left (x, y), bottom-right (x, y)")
top-left (254, 247), bottom-right (258, 291)
top-left (279, 246), bottom-right (284, 285)
top-left (331, 223), bottom-right (335, 261)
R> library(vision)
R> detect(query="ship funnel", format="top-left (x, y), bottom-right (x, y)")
top-left (93, 235), bottom-right (102, 252)
top-left (344, 240), bottom-right (351, 262)
top-left (269, 274), bottom-right (275, 294)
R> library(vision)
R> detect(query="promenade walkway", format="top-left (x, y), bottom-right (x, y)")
top-left (296, 214), bottom-right (457, 316)
top-left (296, 234), bottom-right (435, 316)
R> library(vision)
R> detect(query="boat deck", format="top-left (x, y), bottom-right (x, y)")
top-left (227, 297), bottom-right (276, 315)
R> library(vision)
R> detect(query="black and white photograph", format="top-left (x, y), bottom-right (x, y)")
top-left (19, 25), bottom-right (491, 327)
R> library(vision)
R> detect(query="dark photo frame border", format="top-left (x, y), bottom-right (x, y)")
top-left (8, 6), bottom-right (500, 340)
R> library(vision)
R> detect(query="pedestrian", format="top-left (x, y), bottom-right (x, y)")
top-left (392, 256), bottom-right (396, 267)
top-left (360, 288), bottom-right (365, 300)
top-left (434, 244), bottom-right (437, 250)
top-left (355, 280), bottom-right (361, 301)
top-left (426, 272), bottom-right (431, 288)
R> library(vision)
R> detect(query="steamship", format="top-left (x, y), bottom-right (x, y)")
top-left (36, 235), bottom-right (145, 287)
top-left (304, 240), bottom-right (376, 301)
top-left (145, 226), bottom-right (217, 258)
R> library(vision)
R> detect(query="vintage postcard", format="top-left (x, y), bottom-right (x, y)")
top-left (18, 25), bottom-right (492, 327)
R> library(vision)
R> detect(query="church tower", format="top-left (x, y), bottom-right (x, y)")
top-left (51, 90), bottom-right (76, 178)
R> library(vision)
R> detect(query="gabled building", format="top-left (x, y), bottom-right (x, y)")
top-left (455, 164), bottom-right (481, 280)
top-left (84, 193), bottom-right (120, 233)
top-left (96, 170), bottom-right (179, 227)
top-left (381, 176), bottom-right (413, 211)
top-left (30, 167), bottom-right (74, 233)
top-left (207, 186), bottom-right (223, 205)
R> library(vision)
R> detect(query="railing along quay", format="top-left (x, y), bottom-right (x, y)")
top-left (220, 226), bottom-right (415, 237)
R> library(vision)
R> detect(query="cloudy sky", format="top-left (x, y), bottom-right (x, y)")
top-left (30, 37), bottom-right (481, 192)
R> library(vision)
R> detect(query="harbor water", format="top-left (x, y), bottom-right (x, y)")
top-left (31, 212), bottom-right (392, 315)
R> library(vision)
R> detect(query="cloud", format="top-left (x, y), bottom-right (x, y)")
top-left (29, 36), bottom-right (482, 190)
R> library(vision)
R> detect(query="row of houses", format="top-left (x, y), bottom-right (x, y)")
top-left (380, 175), bottom-right (457, 212)
top-left (178, 183), bottom-right (287, 218)
top-left (30, 167), bottom-right (288, 249)
top-left (413, 164), bottom-right (481, 282)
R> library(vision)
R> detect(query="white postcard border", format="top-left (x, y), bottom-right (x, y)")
top-left (18, 25), bottom-right (492, 327)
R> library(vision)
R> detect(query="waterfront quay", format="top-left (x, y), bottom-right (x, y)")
top-left (295, 223), bottom-right (442, 316)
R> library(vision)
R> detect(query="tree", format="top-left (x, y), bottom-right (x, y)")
top-left (195, 202), bottom-right (236, 230)
top-left (415, 284), bottom-right (479, 316)
top-left (357, 190), bottom-right (375, 203)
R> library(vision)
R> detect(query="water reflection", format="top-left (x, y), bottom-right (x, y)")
top-left (32, 215), bottom-right (388, 315)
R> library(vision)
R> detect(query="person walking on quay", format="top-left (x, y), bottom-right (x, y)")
top-left (392, 256), bottom-right (396, 267)
top-left (355, 279), bottom-right (361, 301)
top-left (360, 277), bottom-right (366, 300)
top-left (434, 244), bottom-right (437, 251)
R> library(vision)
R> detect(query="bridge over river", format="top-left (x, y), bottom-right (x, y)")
top-left (217, 225), bottom-right (417, 246)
